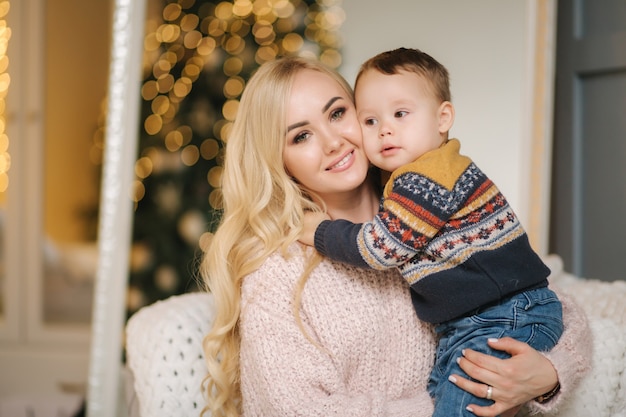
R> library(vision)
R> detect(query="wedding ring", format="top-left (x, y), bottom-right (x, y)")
top-left (486, 385), bottom-right (493, 400)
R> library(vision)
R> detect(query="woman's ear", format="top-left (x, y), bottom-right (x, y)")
top-left (438, 101), bottom-right (455, 134)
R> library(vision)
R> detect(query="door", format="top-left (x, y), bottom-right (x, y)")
top-left (550, 0), bottom-right (626, 281)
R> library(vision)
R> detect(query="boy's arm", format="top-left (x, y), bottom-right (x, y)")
top-left (299, 211), bottom-right (330, 246)
top-left (314, 219), bottom-right (372, 268)
top-left (314, 172), bottom-right (460, 270)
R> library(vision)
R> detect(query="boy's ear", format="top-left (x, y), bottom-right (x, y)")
top-left (438, 101), bottom-right (455, 133)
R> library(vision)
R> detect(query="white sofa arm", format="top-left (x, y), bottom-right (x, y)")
top-left (532, 255), bottom-right (626, 416)
top-left (125, 292), bottom-right (214, 417)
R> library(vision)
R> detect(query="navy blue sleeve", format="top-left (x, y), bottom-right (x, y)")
top-left (313, 219), bottom-right (371, 268)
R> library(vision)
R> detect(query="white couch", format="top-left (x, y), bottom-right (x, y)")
top-left (125, 255), bottom-right (626, 417)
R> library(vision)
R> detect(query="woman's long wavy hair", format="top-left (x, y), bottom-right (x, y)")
top-left (200, 56), bottom-right (354, 417)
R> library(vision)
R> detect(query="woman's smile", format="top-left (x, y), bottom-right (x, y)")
top-left (326, 150), bottom-right (355, 171)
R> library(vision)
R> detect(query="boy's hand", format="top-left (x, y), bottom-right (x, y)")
top-left (299, 211), bottom-right (330, 246)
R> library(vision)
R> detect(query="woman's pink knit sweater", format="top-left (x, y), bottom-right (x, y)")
top-left (239, 245), bottom-right (591, 416)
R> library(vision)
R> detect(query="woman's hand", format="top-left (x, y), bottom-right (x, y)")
top-left (298, 211), bottom-right (330, 246)
top-left (449, 337), bottom-right (559, 417)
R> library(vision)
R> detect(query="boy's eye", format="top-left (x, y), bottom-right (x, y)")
top-left (395, 110), bottom-right (408, 118)
top-left (363, 118), bottom-right (377, 126)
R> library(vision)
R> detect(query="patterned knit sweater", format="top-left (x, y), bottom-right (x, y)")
top-left (239, 244), bottom-right (591, 416)
top-left (314, 139), bottom-right (550, 323)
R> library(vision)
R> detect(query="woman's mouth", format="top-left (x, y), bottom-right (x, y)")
top-left (326, 150), bottom-right (354, 170)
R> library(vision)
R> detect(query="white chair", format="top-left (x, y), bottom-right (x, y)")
top-left (125, 255), bottom-right (626, 417)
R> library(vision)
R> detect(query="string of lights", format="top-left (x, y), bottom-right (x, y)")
top-left (0, 1), bottom-right (10, 196)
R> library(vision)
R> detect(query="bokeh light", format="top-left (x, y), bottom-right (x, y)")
top-left (133, 0), bottom-right (345, 249)
top-left (0, 11), bottom-right (10, 195)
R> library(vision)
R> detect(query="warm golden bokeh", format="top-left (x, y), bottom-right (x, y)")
top-left (136, 0), bottom-right (344, 210)
top-left (0, 6), bottom-right (10, 198)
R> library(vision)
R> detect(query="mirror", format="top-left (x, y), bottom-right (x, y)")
top-left (86, 0), bottom-right (146, 415)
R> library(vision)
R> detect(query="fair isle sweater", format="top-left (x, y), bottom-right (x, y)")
top-left (314, 139), bottom-right (551, 323)
top-left (239, 244), bottom-right (591, 416)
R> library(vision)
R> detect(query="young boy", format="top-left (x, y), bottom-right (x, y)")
top-left (300, 48), bottom-right (563, 416)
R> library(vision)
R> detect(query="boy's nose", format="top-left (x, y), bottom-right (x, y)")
top-left (379, 125), bottom-right (392, 137)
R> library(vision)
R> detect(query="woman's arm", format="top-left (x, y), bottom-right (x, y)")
top-left (527, 291), bottom-right (592, 413)
top-left (449, 291), bottom-right (591, 416)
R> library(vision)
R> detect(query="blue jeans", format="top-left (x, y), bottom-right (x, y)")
top-left (427, 287), bottom-right (563, 417)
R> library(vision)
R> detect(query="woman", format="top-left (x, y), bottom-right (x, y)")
top-left (201, 56), bottom-right (591, 417)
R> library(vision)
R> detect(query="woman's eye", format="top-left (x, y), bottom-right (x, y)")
top-left (330, 107), bottom-right (345, 121)
top-left (292, 131), bottom-right (310, 144)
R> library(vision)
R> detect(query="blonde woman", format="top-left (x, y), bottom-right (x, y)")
top-left (201, 56), bottom-right (591, 417)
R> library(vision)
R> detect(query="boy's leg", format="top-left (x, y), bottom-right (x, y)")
top-left (429, 321), bottom-right (509, 417)
top-left (429, 287), bottom-right (563, 417)
top-left (505, 287), bottom-right (563, 351)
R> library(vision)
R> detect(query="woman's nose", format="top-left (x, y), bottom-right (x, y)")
top-left (322, 133), bottom-right (342, 153)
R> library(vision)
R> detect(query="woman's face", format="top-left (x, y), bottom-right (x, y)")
top-left (283, 70), bottom-right (370, 201)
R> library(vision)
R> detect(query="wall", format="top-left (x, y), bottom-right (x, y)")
top-left (339, 0), bottom-right (531, 224)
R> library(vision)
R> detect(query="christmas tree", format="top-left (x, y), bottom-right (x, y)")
top-left (127, 0), bottom-right (344, 314)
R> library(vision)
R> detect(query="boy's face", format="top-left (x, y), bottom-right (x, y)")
top-left (355, 69), bottom-right (453, 172)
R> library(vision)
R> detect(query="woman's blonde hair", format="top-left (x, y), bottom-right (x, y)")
top-left (200, 56), bottom-right (353, 417)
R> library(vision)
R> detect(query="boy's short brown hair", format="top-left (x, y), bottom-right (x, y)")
top-left (355, 47), bottom-right (451, 103)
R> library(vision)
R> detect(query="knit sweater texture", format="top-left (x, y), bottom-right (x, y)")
top-left (315, 139), bottom-right (550, 323)
top-left (239, 244), bottom-right (591, 416)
